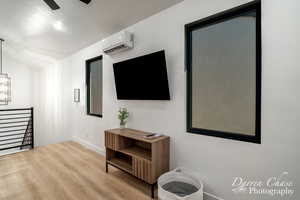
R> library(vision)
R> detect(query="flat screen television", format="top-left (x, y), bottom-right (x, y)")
top-left (113, 50), bottom-right (170, 100)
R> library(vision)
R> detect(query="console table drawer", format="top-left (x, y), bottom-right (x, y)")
top-left (105, 131), bottom-right (117, 150)
top-left (133, 157), bottom-right (152, 183)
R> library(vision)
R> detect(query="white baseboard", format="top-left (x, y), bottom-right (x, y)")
top-left (72, 136), bottom-right (105, 156)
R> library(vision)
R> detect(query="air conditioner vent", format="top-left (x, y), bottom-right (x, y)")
top-left (102, 31), bottom-right (134, 55)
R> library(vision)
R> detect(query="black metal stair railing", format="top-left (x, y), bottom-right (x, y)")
top-left (0, 107), bottom-right (34, 151)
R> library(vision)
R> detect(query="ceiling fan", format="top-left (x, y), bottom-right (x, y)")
top-left (43, 0), bottom-right (91, 10)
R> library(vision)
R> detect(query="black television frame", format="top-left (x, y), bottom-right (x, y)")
top-left (113, 50), bottom-right (170, 100)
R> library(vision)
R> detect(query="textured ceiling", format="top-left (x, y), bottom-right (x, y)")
top-left (0, 0), bottom-right (183, 67)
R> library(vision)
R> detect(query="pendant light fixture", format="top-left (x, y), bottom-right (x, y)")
top-left (0, 39), bottom-right (11, 105)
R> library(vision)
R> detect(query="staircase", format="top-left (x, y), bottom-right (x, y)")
top-left (0, 108), bottom-right (34, 155)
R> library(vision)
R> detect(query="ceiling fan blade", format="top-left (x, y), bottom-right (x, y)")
top-left (79, 0), bottom-right (91, 4)
top-left (43, 0), bottom-right (60, 10)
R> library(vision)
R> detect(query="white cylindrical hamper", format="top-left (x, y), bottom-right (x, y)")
top-left (158, 168), bottom-right (203, 200)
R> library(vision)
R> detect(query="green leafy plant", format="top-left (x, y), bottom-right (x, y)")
top-left (118, 108), bottom-right (129, 127)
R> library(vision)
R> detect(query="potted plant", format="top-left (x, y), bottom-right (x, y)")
top-left (118, 108), bottom-right (129, 128)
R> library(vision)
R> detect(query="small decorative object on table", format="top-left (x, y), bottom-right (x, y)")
top-left (118, 107), bottom-right (129, 128)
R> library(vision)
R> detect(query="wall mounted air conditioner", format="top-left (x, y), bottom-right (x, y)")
top-left (102, 31), bottom-right (134, 54)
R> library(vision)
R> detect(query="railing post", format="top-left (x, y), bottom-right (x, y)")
top-left (31, 107), bottom-right (34, 149)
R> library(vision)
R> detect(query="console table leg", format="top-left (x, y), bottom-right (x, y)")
top-left (105, 162), bottom-right (108, 173)
top-left (151, 183), bottom-right (155, 199)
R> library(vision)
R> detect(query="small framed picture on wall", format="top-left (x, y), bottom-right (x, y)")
top-left (74, 89), bottom-right (80, 103)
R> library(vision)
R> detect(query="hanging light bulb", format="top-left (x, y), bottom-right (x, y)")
top-left (0, 39), bottom-right (11, 105)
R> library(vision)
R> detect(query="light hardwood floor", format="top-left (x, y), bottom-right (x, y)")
top-left (0, 142), bottom-right (155, 200)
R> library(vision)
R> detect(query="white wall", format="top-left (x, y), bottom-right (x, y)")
top-left (55, 0), bottom-right (300, 199)
top-left (32, 60), bottom-right (72, 146)
top-left (1, 54), bottom-right (34, 108)
top-left (1, 50), bottom-right (69, 148)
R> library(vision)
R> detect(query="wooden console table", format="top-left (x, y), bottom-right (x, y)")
top-left (105, 128), bottom-right (170, 198)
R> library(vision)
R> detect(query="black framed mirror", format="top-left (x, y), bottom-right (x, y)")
top-left (185, 1), bottom-right (261, 143)
top-left (86, 55), bottom-right (103, 118)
